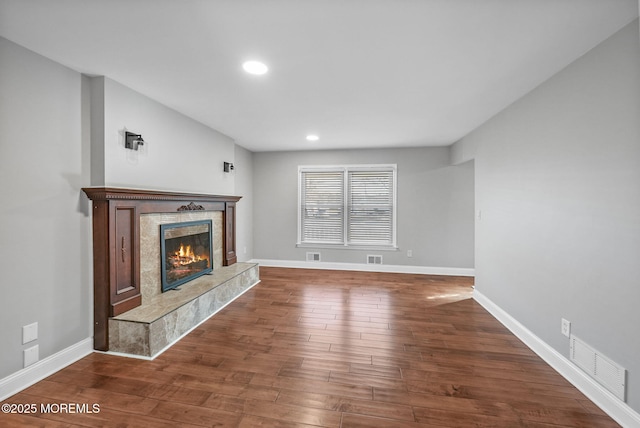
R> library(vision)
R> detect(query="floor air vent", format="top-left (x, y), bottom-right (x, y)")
top-left (306, 252), bottom-right (321, 262)
top-left (570, 334), bottom-right (626, 401)
top-left (367, 255), bottom-right (382, 265)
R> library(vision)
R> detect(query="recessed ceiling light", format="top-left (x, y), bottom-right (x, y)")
top-left (306, 134), bottom-right (319, 141)
top-left (242, 61), bottom-right (268, 75)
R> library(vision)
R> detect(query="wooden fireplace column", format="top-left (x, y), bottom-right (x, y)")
top-left (82, 187), bottom-right (241, 351)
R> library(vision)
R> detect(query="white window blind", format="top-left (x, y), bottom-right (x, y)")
top-left (348, 170), bottom-right (394, 245)
top-left (299, 165), bottom-right (396, 248)
top-left (300, 171), bottom-right (344, 243)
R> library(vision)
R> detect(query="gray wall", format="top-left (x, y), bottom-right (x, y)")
top-left (91, 77), bottom-right (252, 260)
top-left (95, 76), bottom-right (254, 263)
top-left (99, 78), bottom-right (236, 195)
top-left (457, 20), bottom-right (640, 412)
top-left (0, 37), bottom-right (255, 381)
top-left (253, 147), bottom-right (475, 268)
top-left (0, 37), bottom-right (92, 379)
top-left (234, 144), bottom-right (254, 261)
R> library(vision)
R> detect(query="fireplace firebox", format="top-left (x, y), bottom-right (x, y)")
top-left (160, 220), bottom-right (213, 292)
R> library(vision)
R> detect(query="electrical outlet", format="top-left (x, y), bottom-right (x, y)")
top-left (561, 318), bottom-right (571, 338)
top-left (24, 345), bottom-right (39, 367)
top-left (22, 322), bottom-right (38, 344)
top-left (407, 250), bottom-right (413, 258)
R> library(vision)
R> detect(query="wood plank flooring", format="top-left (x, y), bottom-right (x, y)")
top-left (1, 267), bottom-right (620, 427)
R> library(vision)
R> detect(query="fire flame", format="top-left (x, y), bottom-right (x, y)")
top-left (173, 244), bottom-right (206, 265)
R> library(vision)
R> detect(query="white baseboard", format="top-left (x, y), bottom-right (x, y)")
top-left (250, 259), bottom-right (474, 277)
top-left (473, 290), bottom-right (640, 428)
top-left (0, 337), bottom-right (93, 402)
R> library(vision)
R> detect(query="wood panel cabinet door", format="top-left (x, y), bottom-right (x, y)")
top-left (110, 204), bottom-right (141, 316)
top-left (224, 202), bottom-right (237, 266)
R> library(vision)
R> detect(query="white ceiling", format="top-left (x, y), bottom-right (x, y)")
top-left (0, 0), bottom-right (637, 152)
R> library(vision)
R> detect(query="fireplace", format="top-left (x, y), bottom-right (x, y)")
top-left (83, 188), bottom-right (259, 358)
top-left (82, 187), bottom-right (242, 351)
top-left (160, 220), bottom-right (213, 292)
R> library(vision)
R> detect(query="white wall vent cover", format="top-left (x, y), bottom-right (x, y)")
top-left (570, 334), bottom-right (626, 401)
top-left (306, 252), bottom-right (321, 262)
top-left (367, 255), bottom-right (383, 265)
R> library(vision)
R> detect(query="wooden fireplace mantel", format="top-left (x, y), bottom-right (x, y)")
top-left (82, 187), bottom-right (241, 351)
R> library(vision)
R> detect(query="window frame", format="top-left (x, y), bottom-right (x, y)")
top-left (297, 164), bottom-right (398, 250)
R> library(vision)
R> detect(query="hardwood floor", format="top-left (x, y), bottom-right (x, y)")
top-left (1, 267), bottom-right (620, 427)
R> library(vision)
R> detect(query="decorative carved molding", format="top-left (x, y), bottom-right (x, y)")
top-left (82, 187), bottom-right (241, 203)
top-left (177, 202), bottom-right (205, 211)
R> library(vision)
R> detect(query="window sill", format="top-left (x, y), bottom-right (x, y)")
top-left (296, 243), bottom-right (398, 251)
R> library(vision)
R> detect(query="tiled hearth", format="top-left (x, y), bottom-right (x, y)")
top-left (108, 262), bottom-right (259, 358)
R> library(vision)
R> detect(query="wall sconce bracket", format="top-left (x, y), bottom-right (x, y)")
top-left (125, 132), bottom-right (145, 150)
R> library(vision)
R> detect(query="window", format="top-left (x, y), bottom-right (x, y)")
top-left (298, 165), bottom-right (397, 248)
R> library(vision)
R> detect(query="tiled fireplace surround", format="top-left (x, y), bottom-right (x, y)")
top-left (83, 188), bottom-right (259, 358)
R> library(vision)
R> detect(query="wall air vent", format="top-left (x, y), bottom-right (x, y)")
top-left (306, 252), bottom-right (321, 262)
top-left (367, 255), bottom-right (383, 265)
top-left (570, 335), bottom-right (626, 401)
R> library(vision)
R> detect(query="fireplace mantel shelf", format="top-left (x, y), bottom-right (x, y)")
top-left (82, 187), bottom-right (242, 352)
top-left (83, 187), bottom-right (241, 203)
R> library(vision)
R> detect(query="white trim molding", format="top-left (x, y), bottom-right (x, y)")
top-left (0, 338), bottom-right (93, 402)
top-left (473, 289), bottom-right (640, 428)
top-left (250, 259), bottom-right (474, 277)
